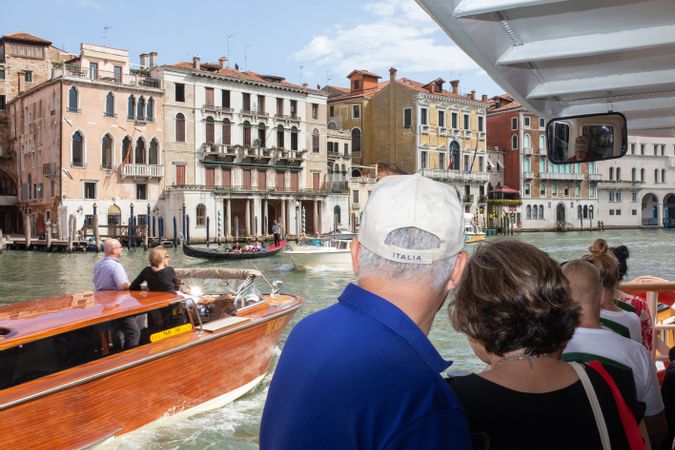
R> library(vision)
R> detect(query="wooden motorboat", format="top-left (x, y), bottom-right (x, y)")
top-left (285, 239), bottom-right (353, 272)
top-left (0, 267), bottom-right (302, 449)
top-left (182, 241), bottom-right (286, 260)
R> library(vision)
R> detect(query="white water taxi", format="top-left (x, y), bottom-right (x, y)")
top-left (285, 239), bottom-right (353, 272)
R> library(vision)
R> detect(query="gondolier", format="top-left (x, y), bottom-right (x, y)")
top-left (272, 219), bottom-right (282, 247)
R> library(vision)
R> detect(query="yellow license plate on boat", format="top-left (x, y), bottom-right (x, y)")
top-left (150, 323), bottom-right (193, 342)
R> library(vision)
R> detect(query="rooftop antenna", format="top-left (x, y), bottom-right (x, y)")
top-left (102, 25), bottom-right (112, 46)
top-left (244, 44), bottom-right (251, 71)
top-left (226, 34), bottom-right (233, 67)
top-left (300, 65), bottom-right (304, 84)
top-left (326, 70), bottom-right (332, 86)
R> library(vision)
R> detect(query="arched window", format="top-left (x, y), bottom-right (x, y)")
top-left (196, 204), bottom-right (206, 226)
top-left (539, 135), bottom-right (545, 151)
top-left (243, 121), bottom-right (252, 146)
top-left (523, 133), bottom-right (531, 149)
top-left (68, 87), bottom-right (78, 112)
top-left (662, 169), bottom-right (666, 184)
top-left (205, 116), bottom-right (215, 143)
top-left (146, 97), bottom-right (154, 121)
top-left (290, 126), bottom-right (298, 150)
top-left (127, 95), bottom-right (135, 120)
top-left (105, 92), bottom-right (114, 116)
top-left (276, 125), bottom-right (284, 148)
top-left (222, 119), bottom-right (231, 145)
top-left (312, 128), bottom-right (320, 153)
top-left (0, 170), bottom-right (17, 196)
top-left (641, 168), bottom-right (645, 182)
top-left (511, 134), bottom-right (518, 149)
top-left (72, 131), bottom-right (84, 166)
top-left (149, 138), bottom-right (159, 165)
top-left (578, 205), bottom-right (583, 219)
top-left (616, 167), bottom-right (621, 181)
top-left (101, 134), bottom-right (113, 169)
top-left (526, 205), bottom-right (532, 219)
top-left (655, 168), bottom-right (659, 183)
top-left (352, 128), bottom-right (361, 154)
top-left (539, 205), bottom-right (544, 219)
top-left (258, 122), bottom-right (266, 147)
top-left (122, 136), bottom-right (131, 163)
top-left (632, 167), bottom-right (636, 182)
top-left (175, 113), bottom-right (185, 142)
top-left (136, 96), bottom-right (145, 120)
top-left (135, 138), bottom-right (145, 164)
top-left (107, 204), bottom-right (121, 226)
top-left (583, 205), bottom-right (589, 219)
top-left (328, 121), bottom-right (338, 130)
top-left (609, 167), bottom-right (614, 180)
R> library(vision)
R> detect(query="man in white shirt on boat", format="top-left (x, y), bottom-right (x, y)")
top-left (93, 239), bottom-right (140, 350)
top-left (561, 260), bottom-right (667, 446)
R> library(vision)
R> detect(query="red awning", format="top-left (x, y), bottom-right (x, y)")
top-left (489, 186), bottom-right (520, 194)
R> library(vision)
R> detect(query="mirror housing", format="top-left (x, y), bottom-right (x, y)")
top-left (547, 112), bottom-right (627, 164)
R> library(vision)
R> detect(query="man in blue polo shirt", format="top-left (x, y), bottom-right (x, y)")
top-left (260, 174), bottom-right (471, 449)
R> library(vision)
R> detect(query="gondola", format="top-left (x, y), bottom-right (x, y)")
top-left (182, 241), bottom-right (286, 260)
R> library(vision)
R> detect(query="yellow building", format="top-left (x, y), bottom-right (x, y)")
top-left (327, 68), bottom-right (490, 213)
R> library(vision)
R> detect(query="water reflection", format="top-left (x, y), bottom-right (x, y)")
top-left (1, 229), bottom-right (674, 448)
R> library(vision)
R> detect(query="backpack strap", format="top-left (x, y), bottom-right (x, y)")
top-left (569, 361), bottom-right (611, 450)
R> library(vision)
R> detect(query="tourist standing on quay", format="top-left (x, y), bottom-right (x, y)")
top-left (260, 174), bottom-right (472, 449)
top-left (93, 239), bottom-right (140, 350)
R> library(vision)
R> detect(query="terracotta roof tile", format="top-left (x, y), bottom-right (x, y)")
top-left (327, 82), bottom-right (389, 102)
top-left (167, 62), bottom-right (324, 94)
top-left (347, 69), bottom-right (381, 79)
top-left (2, 32), bottom-right (52, 45)
top-left (487, 94), bottom-right (523, 113)
top-left (398, 77), bottom-right (488, 103)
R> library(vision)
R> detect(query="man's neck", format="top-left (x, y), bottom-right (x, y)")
top-left (357, 277), bottom-right (444, 335)
top-left (579, 307), bottom-right (602, 329)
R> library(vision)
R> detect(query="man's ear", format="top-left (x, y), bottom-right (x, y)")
top-left (445, 251), bottom-right (468, 291)
top-left (351, 238), bottom-right (361, 276)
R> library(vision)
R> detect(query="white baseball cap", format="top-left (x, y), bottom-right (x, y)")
top-left (357, 174), bottom-right (464, 264)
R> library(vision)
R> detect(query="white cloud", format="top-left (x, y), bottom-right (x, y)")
top-left (79, 0), bottom-right (104, 10)
top-left (290, 0), bottom-right (479, 84)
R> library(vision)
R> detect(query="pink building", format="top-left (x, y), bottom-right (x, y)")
top-left (8, 43), bottom-right (164, 237)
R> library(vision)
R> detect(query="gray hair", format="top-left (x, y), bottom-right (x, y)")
top-left (358, 227), bottom-right (457, 293)
top-left (103, 238), bottom-right (122, 255)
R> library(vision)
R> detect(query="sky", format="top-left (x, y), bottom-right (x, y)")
top-left (2, 0), bottom-right (503, 97)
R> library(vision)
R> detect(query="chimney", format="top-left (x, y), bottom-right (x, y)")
top-left (470, 90), bottom-right (476, 100)
top-left (149, 52), bottom-right (158, 68)
top-left (193, 56), bottom-right (201, 70)
top-left (481, 94), bottom-right (488, 102)
top-left (218, 56), bottom-right (227, 69)
top-left (450, 79), bottom-right (459, 94)
top-left (389, 67), bottom-right (397, 82)
top-left (139, 53), bottom-right (148, 69)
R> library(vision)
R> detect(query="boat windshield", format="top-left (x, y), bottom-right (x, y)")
top-left (0, 302), bottom-right (189, 390)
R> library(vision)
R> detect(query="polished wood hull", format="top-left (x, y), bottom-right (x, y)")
top-left (0, 296), bottom-right (301, 449)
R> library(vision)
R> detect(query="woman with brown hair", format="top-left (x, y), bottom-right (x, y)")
top-left (447, 240), bottom-right (639, 450)
top-left (584, 239), bottom-right (642, 344)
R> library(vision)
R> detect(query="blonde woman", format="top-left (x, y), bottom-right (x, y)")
top-left (130, 245), bottom-right (180, 293)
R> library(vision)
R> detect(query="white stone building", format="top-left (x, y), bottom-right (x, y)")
top-left (152, 58), bottom-right (347, 242)
top-left (596, 135), bottom-right (675, 228)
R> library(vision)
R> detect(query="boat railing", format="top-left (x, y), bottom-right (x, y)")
top-left (620, 278), bottom-right (675, 363)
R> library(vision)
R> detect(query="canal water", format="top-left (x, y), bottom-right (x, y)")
top-left (1, 229), bottom-right (674, 449)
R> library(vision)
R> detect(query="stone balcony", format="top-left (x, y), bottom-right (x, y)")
top-left (420, 168), bottom-right (489, 183)
top-left (539, 172), bottom-right (584, 181)
top-left (588, 173), bottom-right (603, 181)
top-left (121, 164), bottom-right (164, 178)
top-left (54, 65), bottom-right (161, 89)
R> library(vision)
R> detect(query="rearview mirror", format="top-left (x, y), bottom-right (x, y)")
top-left (547, 112), bottom-right (627, 164)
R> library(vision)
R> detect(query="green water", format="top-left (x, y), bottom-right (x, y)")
top-left (1, 229), bottom-right (674, 448)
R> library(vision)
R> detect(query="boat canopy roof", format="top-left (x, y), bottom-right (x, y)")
top-left (0, 290), bottom-right (179, 350)
top-left (416, 0), bottom-right (675, 136)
